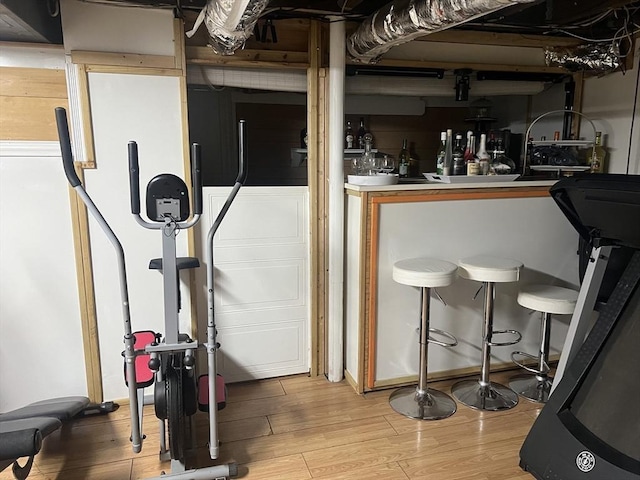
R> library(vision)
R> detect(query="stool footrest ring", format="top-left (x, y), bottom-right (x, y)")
top-left (428, 328), bottom-right (458, 348)
top-left (487, 329), bottom-right (521, 347)
top-left (511, 351), bottom-right (549, 375)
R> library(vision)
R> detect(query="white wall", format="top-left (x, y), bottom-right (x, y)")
top-left (581, 44), bottom-right (640, 174)
top-left (0, 142), bottom-right (88, 412)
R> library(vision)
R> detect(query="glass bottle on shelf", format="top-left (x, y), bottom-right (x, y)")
top-left (398, 139), bottom-right (410, 178)
top-left (477, 133), bottom-right (491, 175)
top-left (345, 121), bottom-right (354, 149)
top-left (443, 129), bottom-right (453, 176)
top-left (589, 131), bottom-right (606, 173)
top-left (435, 131), bottom-right (447, 175)
top-left (490, 135), bottom-right (516, 175)
top-left (464, 130), bottom-right (475, 162)
top-left (466, 135), bottom-right (479, 175)
top-left (361, 135), bottom-right (378, 175)
top-left (452, 133), bottom-right (465, 176)
top-left (357, 117), bottom-right (367, 149)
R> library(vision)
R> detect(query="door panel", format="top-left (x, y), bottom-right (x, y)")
top-left (196, 186), bottom-right (310, 382)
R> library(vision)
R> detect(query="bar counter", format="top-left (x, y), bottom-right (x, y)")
top-left (344, 179), bottom-right (580, 393)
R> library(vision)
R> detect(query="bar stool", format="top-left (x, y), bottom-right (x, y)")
top-left (452, 255), bottom-right (523, 411)
top-left (509, 284), bottom-right (578, 403)
top-left (389, 257), bottom-right (459, 420)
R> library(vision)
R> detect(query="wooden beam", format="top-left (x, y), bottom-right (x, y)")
top-left (415, 30), bottom-right (583, 48)
top-left (69, 167), bottom-right (104, 403)
top-left (186, 46), bottom-right (309, 69)
top-left (71, 50), bottom-right (177, 69)
top-left (307, 19), bottom-right (321, 377)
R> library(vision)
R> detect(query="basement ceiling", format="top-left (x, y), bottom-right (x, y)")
top-left (1, 0), bottom-right (638, 48)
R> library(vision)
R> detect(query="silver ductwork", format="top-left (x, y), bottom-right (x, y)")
top-left (186, 0), bottom-right (270, 55)
top-left (347, 0), bottom-right (536, 63)
top-left (544, 42), bottom-right (621, 75)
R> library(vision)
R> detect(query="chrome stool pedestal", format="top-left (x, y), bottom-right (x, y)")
top-left (452, 255), bottom-right (523, 411)
top-left (389, 258), bottom-right (458, 421)
top-left (509, 285), bottom-right (578, 403)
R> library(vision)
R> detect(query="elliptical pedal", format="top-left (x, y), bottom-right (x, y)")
top-left (197, 374), bottom-right (227, 412)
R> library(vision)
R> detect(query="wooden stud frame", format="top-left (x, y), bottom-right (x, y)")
top-left (307, 20), bottom-right (323, 377)
top-left (68, 18), bottom-right (192, 402)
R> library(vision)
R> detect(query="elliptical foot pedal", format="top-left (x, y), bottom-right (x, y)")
top-left (123, 330), bottom-right (157, 388)
top-left (197, 374), bottom-right (226, 412)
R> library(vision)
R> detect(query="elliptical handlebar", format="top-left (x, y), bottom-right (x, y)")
top-left (128, 142), bottom-right (141, 215)
top-left (205, 119), bottom-right (247, 461)
top-left (54, 107), bottom-right (142, 454)
top-left (235, 120), bottom-right (248, 186)
top-left (55, 107), bottom-right (82, 188)
top-left (192, 143), bottom-right (203, 215)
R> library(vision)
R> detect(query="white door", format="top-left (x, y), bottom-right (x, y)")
top-left (195, 186), bottom-right (310, 382)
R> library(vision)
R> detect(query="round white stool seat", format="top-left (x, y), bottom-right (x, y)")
top-left (393, 257), bottom-right (458, 288)
top-left (518, 285), bottom-right (578, 315)
top-left (458, 255), bottom-right (523, 283)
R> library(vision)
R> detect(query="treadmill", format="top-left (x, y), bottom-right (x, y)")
top-left (519, 173), bottom-right (640, 479)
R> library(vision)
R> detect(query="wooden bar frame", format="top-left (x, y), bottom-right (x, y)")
top-left (362, 187), bottom-right (551, 391)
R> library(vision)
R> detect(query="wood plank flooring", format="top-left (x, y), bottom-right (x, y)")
top-left (1, 370), bottom-right (541, 479)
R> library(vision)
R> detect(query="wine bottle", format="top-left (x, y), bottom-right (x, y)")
top-left (398, 139), bottom-right (410, 178)
top-left (589, 131), bottom-right (606, 173)
top-left (466, 135), bottom-right (479, 175)
top-left (435, 131), bottom-right (447, 175)
top-left (443, 129), bottom-right (453, 177)
top-left (452, 133), bottom-right (465, 176)
top-left (357, 117), bottom-right (366, 149)
top-left (345, 121), bottom-right (354, 149)
top-left (477, 133), bottom-right (490, 175)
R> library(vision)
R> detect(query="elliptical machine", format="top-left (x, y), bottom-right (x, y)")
top-left (55, 107), bottom-right (247, 479)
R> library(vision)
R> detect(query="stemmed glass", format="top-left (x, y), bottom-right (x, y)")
top-left (380, 155), bottom-right (395, 174)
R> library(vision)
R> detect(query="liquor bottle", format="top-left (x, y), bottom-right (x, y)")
top-left (466, 135), bottom-right (480, 175)
top-left (464, 130), bottom-right (474, 162)
top-left (589, 131), bottom-right (606, 173)
top-left (398, 139), bottom-right (410, 178)
top-left (345, 121), bottom-right (354, 149)
top-left (452, 133), bottom-right (465, 176)
top-left (443, 129), bottom-right (453, 176)
top-left (357, 117), bottom-right (366, 149)
top-left (435, 131), bottom-right (447, 175)
top-left (487, 131), bottom-right (496, 154)
top-left (477, 133), bottom-right (491, 175)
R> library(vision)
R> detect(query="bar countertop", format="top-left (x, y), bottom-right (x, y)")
top-left (345, 179), bottom-right (557, 192)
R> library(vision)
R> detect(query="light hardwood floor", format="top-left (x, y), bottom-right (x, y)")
top-left (1, 370), bottom-right (542, 479)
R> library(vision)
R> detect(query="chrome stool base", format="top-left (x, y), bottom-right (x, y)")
top-left (451, 379), bottom-right (518, 411)
top-left (390, 386), bottom-right (457, 420)
top-left (509, 374), bottom-right (553, 403)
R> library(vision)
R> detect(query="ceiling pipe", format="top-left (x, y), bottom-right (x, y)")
top-left (186, 0), bottom-right (270, 55)
top-left (347, 0), bottom-right (536, 64)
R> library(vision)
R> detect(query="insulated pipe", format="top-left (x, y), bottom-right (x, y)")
top-left (327, 18), bottom-right (345, 383)
top-left (347, 0), bottom-right (536, 63)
